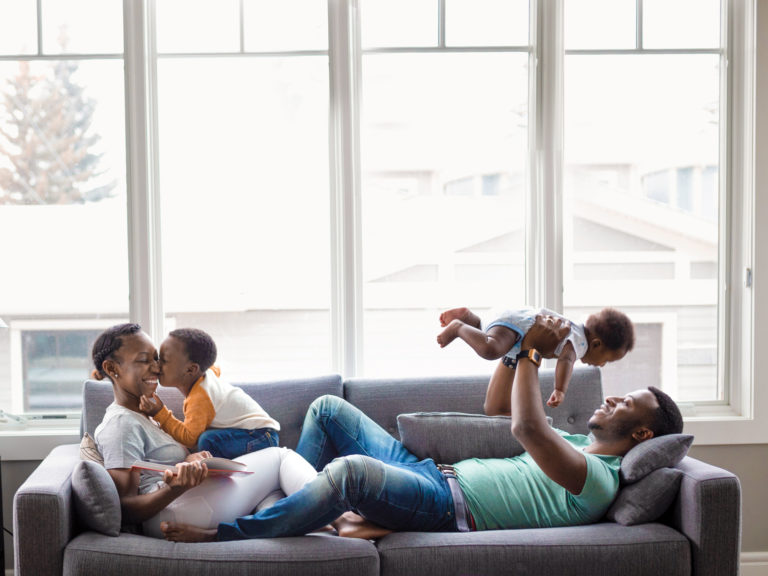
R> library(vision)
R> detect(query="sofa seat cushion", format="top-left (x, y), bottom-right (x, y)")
top-left (63, 532), bottom-right (379, 576)
top-left (375, 523), bottom-right (690, 576)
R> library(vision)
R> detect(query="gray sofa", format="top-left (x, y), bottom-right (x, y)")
top-left (14, 367), bottom-right (741, 576)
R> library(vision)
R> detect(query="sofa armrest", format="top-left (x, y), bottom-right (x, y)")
top-left (671, 455), bottom-right (741, 576)
top-left (13, 444), bottom-right (80, 576)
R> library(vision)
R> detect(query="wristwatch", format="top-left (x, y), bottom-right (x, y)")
top-left (516, 349), bottom-right (542, 367)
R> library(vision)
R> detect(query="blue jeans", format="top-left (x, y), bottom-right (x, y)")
top-left (197, 427), bottom-right (279, 460)
top-left (217, 395), bottom-right (456, 540)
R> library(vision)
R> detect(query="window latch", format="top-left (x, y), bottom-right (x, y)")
top-left (746, 267), bottom-right (753, 288)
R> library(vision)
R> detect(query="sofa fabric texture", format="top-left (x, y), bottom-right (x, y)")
top-left (14, 367), bottom-right (741, 576)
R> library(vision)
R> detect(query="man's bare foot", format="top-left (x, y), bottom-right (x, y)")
top-left (332, 512), bottom-right (393, 540)
top-left (439, 307), bottom-right (481, 328)
top-left (437, 319), bottom-right (464, 348)
top-left (161, 521), bottom-right (217, 542)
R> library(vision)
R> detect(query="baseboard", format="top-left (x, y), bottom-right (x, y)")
top-left (742, 552), bottom-right (768, 576)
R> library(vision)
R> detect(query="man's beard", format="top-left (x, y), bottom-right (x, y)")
top-left (588, 419), bottom-right (641, 437)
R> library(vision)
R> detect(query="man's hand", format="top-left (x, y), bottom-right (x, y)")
top-left (521, 315), bottom-right (570, 358)
top-left (139, 392), bottom-right (164, 417)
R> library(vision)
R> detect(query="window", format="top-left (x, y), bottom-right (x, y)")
top-left (155, 0), bottom-right (332, 381)
top-left (0, 1), bottom-right (761, 447)
top-left (0, 0), bottom-right (126, 414)
top-left (563, 0), bottom-right (723, 403)
top-left (359, 0), bottom-right (529, 377)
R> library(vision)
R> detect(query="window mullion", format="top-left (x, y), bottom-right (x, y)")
top-left (328, 0), bottom-right (363, 377)
top-left (123, 0), bottom-right (164, 340)
top-left (530, 0), bottom-right (564, 311)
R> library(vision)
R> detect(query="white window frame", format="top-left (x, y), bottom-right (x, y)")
top-left (536, 0), bottom-right (759, 445)
top-left (2, 0), bottom-right (759, 456)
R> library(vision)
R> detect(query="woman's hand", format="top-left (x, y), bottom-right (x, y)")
top-left (163, 461), bottom-right (208, 492)
top-left (186, 451), bottom-right (213, 462)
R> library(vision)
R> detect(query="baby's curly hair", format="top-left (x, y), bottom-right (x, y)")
top-left (91, 323), bottom-right (142, 380)
top-left (169, 328), bottom-right (218, 373)
top-left (586, 308), bottom-right (635, 353)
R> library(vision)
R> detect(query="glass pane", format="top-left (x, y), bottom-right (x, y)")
top-left (244, 0), bottom-right (327, 52)
top-left (446, 0), bottom-right (528, 47)
top-left (565, 0), bottom-right (636, 50)
top-left (0, 59), bottom-right (128, 413)
top-left (157, 56), bottom-right (331, 379)
top-left (0, 0), bottom-right (37, 55)
top-left (361, 52), bottom-right (529, 377)
top-left (41, 0), bottom-right (122, 54)
top-left (361, 0), bottom-right (438, 49)
top-left (563, 54), bottom-right (720, 402)
top-left (644, 0), bottom-right (721, 49)
top-left (157, 0), bottom-right (240, 54)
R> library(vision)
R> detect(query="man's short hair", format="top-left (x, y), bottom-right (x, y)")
top-left (648, 386), bottom-right (684, 436)
top-left (169, 328), bottom-right (217, 373)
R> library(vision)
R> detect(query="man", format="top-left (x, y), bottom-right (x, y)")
top-left (160, 316), bottom-right (683, 541)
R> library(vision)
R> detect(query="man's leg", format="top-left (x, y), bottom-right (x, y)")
top-left (296, 395), bottom-right (419, 470)
top-left (216, 455), bottom-right (452, 540)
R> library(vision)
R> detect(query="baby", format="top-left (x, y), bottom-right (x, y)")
top-left (437, 307), bottom-right (634, 407)
top-left (140, 327), bottom-right (280, 459)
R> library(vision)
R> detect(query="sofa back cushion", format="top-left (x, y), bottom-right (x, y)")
top-left (345, 366), bottom-right (602, 439)
top-left (81, 374), bottom-right (343, 449)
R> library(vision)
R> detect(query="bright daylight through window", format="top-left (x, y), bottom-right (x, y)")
top-left (0, 0), bottom-right (754, 435)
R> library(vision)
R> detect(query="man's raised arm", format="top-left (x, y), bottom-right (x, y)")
top-left (510, 316), bottom-right (590, 494)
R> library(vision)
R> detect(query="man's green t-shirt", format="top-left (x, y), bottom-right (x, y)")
top-left (453, 431), bottom-right (621, 530)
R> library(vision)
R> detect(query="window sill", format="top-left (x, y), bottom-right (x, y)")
top-left (0, 426), bottom-right (80, 460)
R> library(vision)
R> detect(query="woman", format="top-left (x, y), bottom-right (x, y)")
top-left (90, 323), bottom-right (317, 538)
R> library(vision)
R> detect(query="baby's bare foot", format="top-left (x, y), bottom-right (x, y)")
top-left (440, 307), bottom-right (469, 327)
top-left (437, 319), bottom-right (463, 348)
top-left (439, 307), bottom-right (482, 329)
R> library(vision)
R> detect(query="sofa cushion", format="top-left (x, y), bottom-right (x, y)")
top-left (620, 434), bottom-right (693, 483)
top-left (605, 467), bottom-right (684, 525)
top-left (71, 460), bottom-right (121, 537)
top-left (396, 412), bottom-right (553, 463)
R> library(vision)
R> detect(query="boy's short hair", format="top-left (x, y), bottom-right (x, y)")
top-left (169, 328), bottom-right (217, 373)
top-left (648, 386), bottom-right (684, 436)
top-left (587, 308), bottom-right (635, 353)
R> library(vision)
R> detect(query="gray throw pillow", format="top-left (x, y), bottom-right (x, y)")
top-left (621, 434), bottom-right (693, 483)
top-left (397, 412), bottom-right (550, 463)
top-left (605, 467), bottom-right (684, 526)
top-left (71, 460), bottom-right (121, 537)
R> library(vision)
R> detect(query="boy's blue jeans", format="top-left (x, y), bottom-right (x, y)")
top-left (197, 427), bottom-right (279, 460)
top-left (217, 395), bottom-right (456, 540)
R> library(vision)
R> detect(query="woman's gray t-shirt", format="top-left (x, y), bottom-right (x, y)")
top-left (95, 403), bottom-right (188, 494)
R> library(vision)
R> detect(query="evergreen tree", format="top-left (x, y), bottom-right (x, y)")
top-left (0, 39), bottom-right (115, 204)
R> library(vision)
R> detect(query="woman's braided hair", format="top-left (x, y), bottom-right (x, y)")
top-left (91, 323), bottom-right (142, 380)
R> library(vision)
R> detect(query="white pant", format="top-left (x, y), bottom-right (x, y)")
top-left (142, 447), bottom-right (317, 538)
